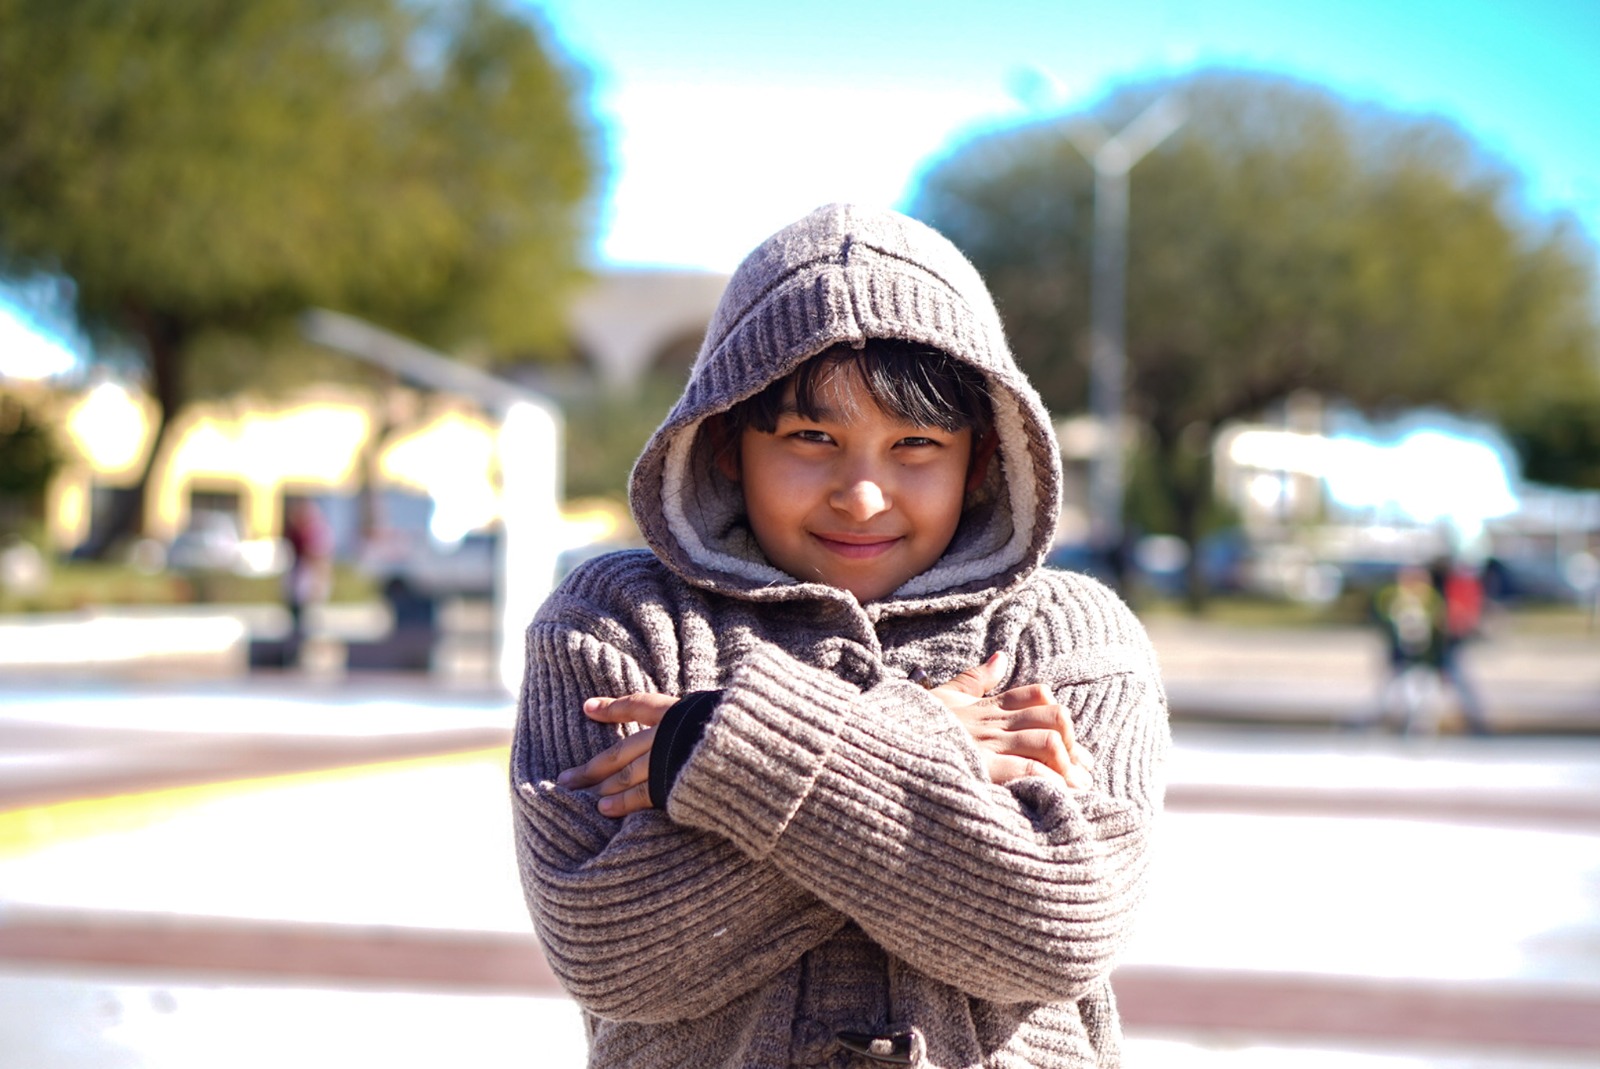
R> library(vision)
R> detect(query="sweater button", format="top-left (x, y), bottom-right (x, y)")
top-left (836, 1028), bottom-right (924, 1064)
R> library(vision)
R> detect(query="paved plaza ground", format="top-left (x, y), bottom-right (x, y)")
top-left (1, 611), bottom-right (1597, 1067)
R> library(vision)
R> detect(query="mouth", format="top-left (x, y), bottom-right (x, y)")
top-left (812, 533), bottom-right (902, 559)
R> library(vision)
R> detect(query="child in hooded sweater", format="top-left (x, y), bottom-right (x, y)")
top-left (511, 204), bottom-right (1169, 1069)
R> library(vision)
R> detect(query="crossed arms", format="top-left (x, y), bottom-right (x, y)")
top-left (511, 587), bottom-right (1166, 1023)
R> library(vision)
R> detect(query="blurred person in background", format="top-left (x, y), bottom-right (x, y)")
top-left (1430, 556), bottom-right (1491, 736)
top-left (283, 500), bottom-right (333, 651)
top-left (1366, 562), bottom-right (1490, 735)
top-left (1369, 564), bottom-right (1442, 734)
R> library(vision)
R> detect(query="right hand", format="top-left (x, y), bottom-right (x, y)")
top-left (557, 692), bottom-right (681, 817)
top-left (929, 652), bottom-right (1095, 790)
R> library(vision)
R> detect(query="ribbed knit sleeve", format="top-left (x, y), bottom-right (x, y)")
top-left (666, 578), bottom-right (1168, 1006)
top-left (510, 586), bottom-right (847, 1024)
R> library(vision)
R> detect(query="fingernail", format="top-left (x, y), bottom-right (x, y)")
top-left (990, 650), bottom-right (1010, 673)
top-left (583, 698), bottom-right (602, 713)
top-left (556, 770), bottom-right (573, 786)
top-left (598, 796), bottom-right (617, 815)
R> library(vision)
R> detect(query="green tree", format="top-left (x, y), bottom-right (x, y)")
top-left (0, 0), bottom-right (599, 554)
top-left (0, 393), bottom-right (61, 529)
top-left (1503, 388), bottom-right (1600, 490)
top-left (911, 69), bottom-right (1600, 603)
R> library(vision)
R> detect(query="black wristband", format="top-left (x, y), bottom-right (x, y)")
top-left (648, 690), bottom-right (722, 809)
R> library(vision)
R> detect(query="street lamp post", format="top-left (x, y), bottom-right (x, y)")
top-left (1066, 96), bottom-right (1186, 574)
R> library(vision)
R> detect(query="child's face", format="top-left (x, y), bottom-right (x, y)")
top-left (719, 363), bottom-right (982, 603)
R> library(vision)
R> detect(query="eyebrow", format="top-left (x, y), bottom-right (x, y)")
top-left (775, 400), bottom-right (844, 422)
top-left (774, 404), bottom-right (958, 440)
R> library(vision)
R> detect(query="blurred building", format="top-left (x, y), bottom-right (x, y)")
top-left (19, 267), bottom-right (730, 559)
top-left (42, 379), bottom-right (501, 560)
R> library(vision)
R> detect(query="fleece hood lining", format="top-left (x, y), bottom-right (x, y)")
top-left (661, 421), bottom-right (792, 590)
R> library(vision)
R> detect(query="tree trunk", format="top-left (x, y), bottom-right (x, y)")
top-left (80, 309), bottom-right (186, 560)
top-left (1177, 485), bottom-right (1208, 614)
top-left (1151, 423), bottom-right (1214, 614)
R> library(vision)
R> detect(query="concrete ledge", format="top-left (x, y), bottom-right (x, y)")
top-left (1150, 619), bottom-right (1600, 734)
top-left (4, 907), bottom-right (1596, 1053)
top-left (1114, 965), bottom-right (1600, 1053)
top-left (0, 907), bottom-right (556, 994)
top-left (0, 612), bottom-right (248, 678)
top-left (1166, 781), bottom-right (1600, 831)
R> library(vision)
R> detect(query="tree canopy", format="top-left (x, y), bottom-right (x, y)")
top-left (0, 0), bottom-right (600, 549)
top-left (0, 392), bottom-right (59, 509)
top-left (910, 69), bottom-right (1600, 594)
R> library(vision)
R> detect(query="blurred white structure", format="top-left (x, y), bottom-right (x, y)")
top-left (301, 311), bottom-right (565, 693)
top-left (1216, 407), bottom-right (1530, 545)
top-left (1214, 403), bottom-right (1600, 602)
top-left (495, 401), bottom-right (563, 692)
top-left (566, 268), bottom-right (727, 389)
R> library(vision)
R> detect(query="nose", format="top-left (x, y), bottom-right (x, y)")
top-left (830, 467), bottom-right (891, 522)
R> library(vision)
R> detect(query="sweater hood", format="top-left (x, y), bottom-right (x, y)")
top-left (629, 203), bottom-right (1062, 611)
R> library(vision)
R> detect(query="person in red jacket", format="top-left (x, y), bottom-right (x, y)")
top-left (283, 499), bottom-right (333, 646)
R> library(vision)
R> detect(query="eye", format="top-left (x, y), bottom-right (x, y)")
top-left (789, 428), bottom-right (834, 444)
top-left (896, 435), bottom-right (941, 448)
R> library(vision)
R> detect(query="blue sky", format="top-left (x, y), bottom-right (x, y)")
top-left (530, 0), bottom-right (1600, 271)
top-left (4, 0), bottom-right (1598, 377)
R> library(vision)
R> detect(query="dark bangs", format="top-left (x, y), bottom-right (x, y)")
top-left (726, 340), bottom-right (993, 438)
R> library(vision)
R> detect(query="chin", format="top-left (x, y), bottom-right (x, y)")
top-left (841, 581), bottom-right (896, 603)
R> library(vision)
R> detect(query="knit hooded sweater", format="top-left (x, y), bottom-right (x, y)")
top-left (511, 204), bottom-right (1169, 1069)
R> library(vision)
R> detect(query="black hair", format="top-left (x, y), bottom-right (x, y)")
top-left (719, 340), bottom-right (994, 443)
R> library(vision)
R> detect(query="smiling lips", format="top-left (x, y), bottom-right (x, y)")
top-left (813, 533), bottom-right (903, 559)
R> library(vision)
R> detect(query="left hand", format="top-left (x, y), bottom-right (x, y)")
top-left (932, 652), bottom-right (1095, 789)
top-left (556, 692), bottom-right (679, 817)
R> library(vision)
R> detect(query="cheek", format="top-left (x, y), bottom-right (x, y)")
top-left (905, 457), bottom-right (973, 523)
top-left (740, 457), bottom-right (811, 532)
top-left (742, 482), bottom-right (782, 528)
top-left (908, 454), bottom-right (966, 496)
top-left (745, 451), bottom-right (808, 498)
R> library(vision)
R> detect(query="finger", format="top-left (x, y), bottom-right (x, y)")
top-left (1049, 702), bottom-right (1094, 774)
top-left (595, 752), bottom-right (650, 797)
top-left (985, 753), bottom-right (1058, 785)
top-left (582, 693), bottom-right (676, 727)
top-left (557, 728), bottom-right (655, 789)
top-left (1052, 699), bottom-right (1076, 747)
top-left (989, 683), bottom-right (1055, 710)
top-left (1063, 759), bottom-right (1094, 790)
top-left (995, 728), bottom-right (1074, 778)
top-left (995, 700), bottom-right (1065, 732)
top-left (598, 780), bottom-right (654, 817)
top-left (987, 753), bottom-right (1093, 790)
top-left (939, 650), bottom-right (1011, 698)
